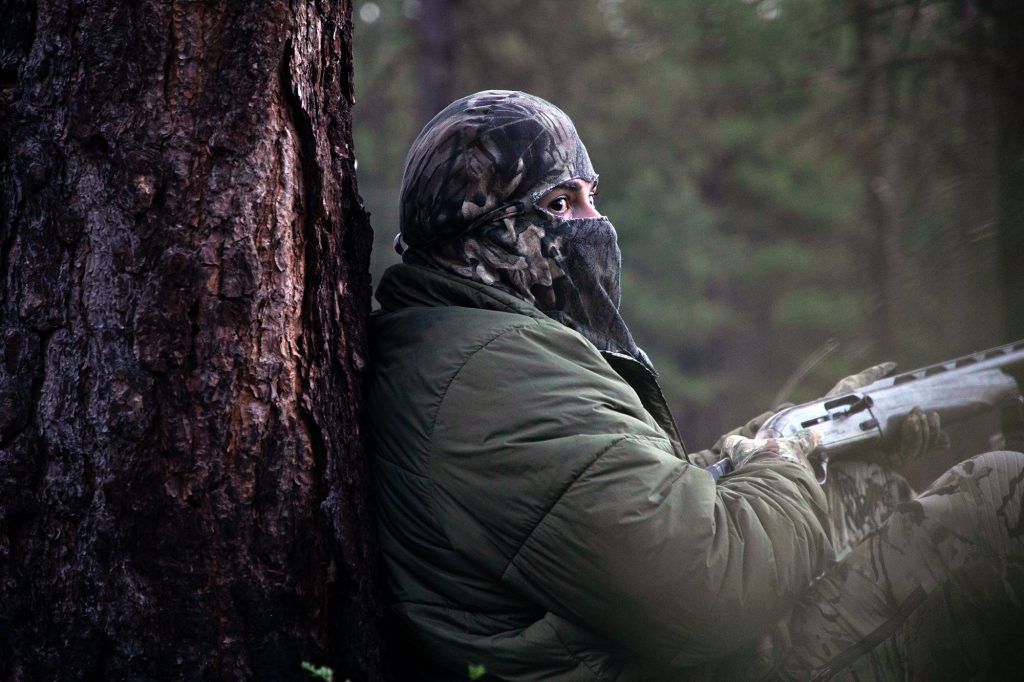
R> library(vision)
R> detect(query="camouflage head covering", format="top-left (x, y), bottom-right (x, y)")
top-left (398, 90), bottom-right (649, 367)
top-left (399, 90), bottom-right (596, 249)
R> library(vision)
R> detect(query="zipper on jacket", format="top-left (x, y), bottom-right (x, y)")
top-left (601, 351), bottom-right (689, 460)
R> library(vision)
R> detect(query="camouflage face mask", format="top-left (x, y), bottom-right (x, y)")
top-left (537, 216), bottom-right (646, 363)
top-left (398, 90), bottom-right (649, 366)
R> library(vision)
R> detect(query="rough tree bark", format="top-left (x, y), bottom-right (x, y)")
top-left (0, 1), bottom-right (384, 680)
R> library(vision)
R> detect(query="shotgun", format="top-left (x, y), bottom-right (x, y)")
top-left (752, 339), bottom-right (1024, 483)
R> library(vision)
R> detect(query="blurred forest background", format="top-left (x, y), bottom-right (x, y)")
top-left (351, 0), bottom-right (1023, 451)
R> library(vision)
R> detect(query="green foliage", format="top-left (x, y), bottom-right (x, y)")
top-left (300, 661), bottom-right (334, 682)
top-left (468, 663), bottom-right (487, 680)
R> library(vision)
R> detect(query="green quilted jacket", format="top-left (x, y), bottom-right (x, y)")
top-left (368, 264), bottom-right (831, 680)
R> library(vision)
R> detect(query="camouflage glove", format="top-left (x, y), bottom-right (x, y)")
top-left (889, 406), bottom-right (946, 467)
top-left (721, 432), bottom-right (819, 475)
top-left (825, 361), bottom-right (897, 397)
top-left (731, 406), bottom-right (793, 440)
top-left (686, 405), bottom-right (798, 468)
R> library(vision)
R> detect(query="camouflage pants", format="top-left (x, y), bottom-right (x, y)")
top-left (777, 451), bottom-right (1024, 680)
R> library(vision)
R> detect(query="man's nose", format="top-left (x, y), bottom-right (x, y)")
top-left (576, 203), bottom-right (602, 219)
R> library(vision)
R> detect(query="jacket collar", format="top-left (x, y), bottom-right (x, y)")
top-left (375, 263), bottom-right (551, 321)
top-left (376, 264), bottom-right (689, 456)
top-left (601, 351), bottom-right (687, 454)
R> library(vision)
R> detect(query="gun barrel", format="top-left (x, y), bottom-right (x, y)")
top-left (861, 339), bottom-right (1024, 393)
top-left (755, 339), bottom-right (1024, 460)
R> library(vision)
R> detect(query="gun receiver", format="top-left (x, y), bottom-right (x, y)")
top-left (756, 339), bottom-right (1024, 483)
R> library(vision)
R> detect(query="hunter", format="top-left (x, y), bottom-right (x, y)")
top-left (368, 90), bottom-right (1024, 680)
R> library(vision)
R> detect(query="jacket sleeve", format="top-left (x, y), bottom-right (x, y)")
top-left (430, 320), bottom-right (832, 668)
top-left (505, 440), bottom-right (829, 667)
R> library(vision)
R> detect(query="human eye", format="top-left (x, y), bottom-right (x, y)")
top-left (546, 196), bottom-right (569, 214)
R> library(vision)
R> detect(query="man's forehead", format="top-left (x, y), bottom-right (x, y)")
top-left (543, 177), bottom-right (600, 193)
top-left (567, 178), bottom-right (598, 189)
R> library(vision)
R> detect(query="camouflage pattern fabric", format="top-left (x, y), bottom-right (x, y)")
top-left (399, 90), bottom-right (595, 249)
top-left (823, 459), bottom-right (914, 561)
top-left (398, 90), bottom-right (648, 364)
top-left (721, 432), bottom-right (820, 470)
top-left (688, 406), bottom-right (794, 468)
top-left (777, 450), bottom-right (1024, 680)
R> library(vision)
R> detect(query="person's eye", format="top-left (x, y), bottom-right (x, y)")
top-left (548, 197), bottom-right (569, 213)
top-left (588, 190), bottom-right (598, 206)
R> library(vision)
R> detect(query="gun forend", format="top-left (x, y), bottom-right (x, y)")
top-left (755, 339), bottom-right (1024, 480)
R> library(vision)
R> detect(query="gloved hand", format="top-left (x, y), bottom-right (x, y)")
top-left (732, 406), bottom-right (794, 440)
top-left (889, 406), bottom-right (946, 466)
top-left (825, 361), bottom-right (897, 397)
top-left (693, 404), bottom-right (795, 465)
top-left (721, 431), bottom-right (820, 475)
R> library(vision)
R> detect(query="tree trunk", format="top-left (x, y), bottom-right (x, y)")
top-left (945, 0), bottom-right (999, 350)
top-left (415, 0), bottom-right (455, 127)
top-left (0, 1), bottom-right (384, 680)
top-left (854, 0), bottom-right (898, 353)
top-left (981, 0), bottom-right (1024, 340)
